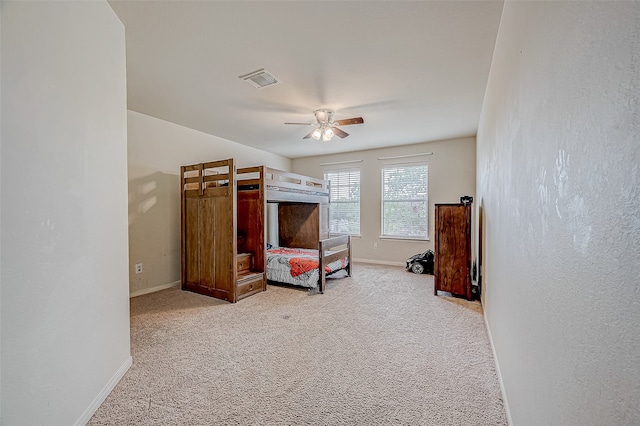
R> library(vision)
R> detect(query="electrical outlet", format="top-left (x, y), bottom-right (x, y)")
top-left (135, 263), bottom-right (143, 274)
top-left (373, 243), bottom-right (378, 250)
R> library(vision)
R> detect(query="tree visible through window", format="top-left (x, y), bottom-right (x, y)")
top-left (324, 168), bottom-right (360, 235)
top-left (381, 163), bottom-right (428, 239)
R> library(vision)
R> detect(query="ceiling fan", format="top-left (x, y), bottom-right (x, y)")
top-left (285, 109), bottom-right (364, 141)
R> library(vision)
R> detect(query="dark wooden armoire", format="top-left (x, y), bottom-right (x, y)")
top-left (434, 203), bottom-right (472, 300)
top-left (180, 159), bottom-right (265, 303)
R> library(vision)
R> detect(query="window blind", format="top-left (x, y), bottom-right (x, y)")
top-left (324, 168), bottom-right (361, 235)
top-left (381, 163), bottom-right (428, 239)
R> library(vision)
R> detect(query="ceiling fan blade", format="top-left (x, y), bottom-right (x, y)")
top-left (332, 127), bottom-right (349, 138)
top-left (285, 122), bottom-right (314, 125)
top-left (302, 130), bottom-right (315, 139)
top-left (333, 117), bottom-right (364, 126)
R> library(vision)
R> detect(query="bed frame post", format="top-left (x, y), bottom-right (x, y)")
top-left (180, 166), bottom-right (186, 289)
top-left (347, 235), bottom-right (352, 277)
top-left (319, 239), bottom-right (326, 293)
top-left (197, 163), bottom-right (204, 196)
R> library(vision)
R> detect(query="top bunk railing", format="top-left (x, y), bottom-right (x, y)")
top-left (237, 165), bottom-right (264, 191)
top-left (181, 158), bottom-right (235, 196)
top-left (263, 167), bottom-right (330, 203)
top-left (181, 160), bottom-right (330, 203)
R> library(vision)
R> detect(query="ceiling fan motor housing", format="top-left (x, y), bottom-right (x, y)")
top-left (314, 109), bottom-right (334, 124)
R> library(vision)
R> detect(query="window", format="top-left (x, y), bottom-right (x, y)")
top-left (324, 168), bottom-right (360, 235)
top-left (381, 163), bottom-right (428, 239)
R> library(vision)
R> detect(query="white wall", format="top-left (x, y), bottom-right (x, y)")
top-left (477, 1), bottom-right (640, 424)
top-left (292, 137), bottom-right (476, 264)
top-left (1, 2), bottom-right (131, 425)
top-left (127, 111), bottom-right (291, 296)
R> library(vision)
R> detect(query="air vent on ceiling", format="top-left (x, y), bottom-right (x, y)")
top-left (239, 68), bottom-right (279, 89)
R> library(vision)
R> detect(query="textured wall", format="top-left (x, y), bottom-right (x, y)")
top-left (1, 2), bottom-right (130, 424)
top-left (127, 111), bottom-right (291, 296)
top-left (292, 137), bottom-right (476, 264)
top-left (477, 1), bottom-right (640, 424)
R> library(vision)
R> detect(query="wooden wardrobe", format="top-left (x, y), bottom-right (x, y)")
top-left (434, 203), bottom-right (472, 300)
top-left (180, 159), bottom-right (265, 303)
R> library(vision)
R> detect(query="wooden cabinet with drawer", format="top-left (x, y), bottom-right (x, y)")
top-left (236, 253), bottom-right (253, 276)
top-left (235, 252), bottom-right (264, 300)
top-left (237, 272), bottom-right (264, 299)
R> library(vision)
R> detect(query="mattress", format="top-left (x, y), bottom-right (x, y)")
top-left (266, 247), bottom-right (348, 288)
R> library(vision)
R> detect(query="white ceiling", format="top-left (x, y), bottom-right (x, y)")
top-left (109, 1), bottom-right (504, 159)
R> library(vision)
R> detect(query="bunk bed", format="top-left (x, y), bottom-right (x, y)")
top-left (180, 159), bottom-right (352, 303)
top-left (256, 167), bottom-right (351, 293)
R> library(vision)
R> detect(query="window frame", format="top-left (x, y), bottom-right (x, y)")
top-left (323, 167), bottom-right (361, 236)
top-left (380, 162), bottom-right (429, 240)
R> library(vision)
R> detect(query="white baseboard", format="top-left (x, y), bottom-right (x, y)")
top-left (483, 308), bottom-right (513, 426)
top-left (74, 356), bottom-right (132, 426)
top-left (130, 280), bottom-right (180, 298)
top-left (353, 258), bottom-right (405, 267)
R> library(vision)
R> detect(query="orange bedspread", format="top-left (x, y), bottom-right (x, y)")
top-left (267, 247), bottom-right (346, 277)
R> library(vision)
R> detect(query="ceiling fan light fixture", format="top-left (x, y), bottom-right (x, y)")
top-left (286, 109), bottom-right (363, 141)
top-left (322, 127), bottom-right (334, 141)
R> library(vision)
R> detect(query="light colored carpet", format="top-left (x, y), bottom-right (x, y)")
top-left (89, 263), bottom-right (507, 425)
